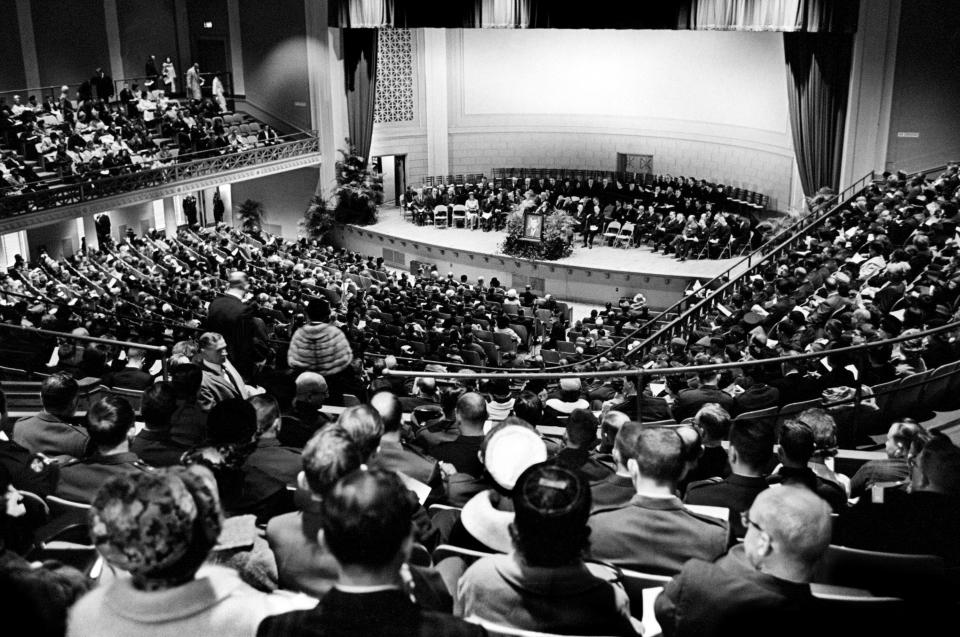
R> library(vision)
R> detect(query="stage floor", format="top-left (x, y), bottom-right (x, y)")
top-left (368, 206), bottom-right (739, 279)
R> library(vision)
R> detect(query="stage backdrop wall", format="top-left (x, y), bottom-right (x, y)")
top-left (444, 29), bottom-right (797, 211)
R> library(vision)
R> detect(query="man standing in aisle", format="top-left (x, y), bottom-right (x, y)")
top-left (205, 271), bottom-right (268, 380)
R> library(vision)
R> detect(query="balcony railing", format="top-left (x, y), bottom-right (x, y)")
top-left (0, 132), bottom-right (320, 217)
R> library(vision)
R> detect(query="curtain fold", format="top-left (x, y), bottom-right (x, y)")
top-left (343, 28), bottom-right (379, 165)
top-left (331, 0), bottom-right (392, 28)
top-left (783, 32), bottom-right (853, 196)
top-left (481, 0), bottom-right (531, 28)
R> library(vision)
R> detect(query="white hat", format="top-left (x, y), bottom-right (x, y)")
top-left (483, 425), bottom-right (547, 490)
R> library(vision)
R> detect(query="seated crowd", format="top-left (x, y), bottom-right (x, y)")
top-left (2, 355), bottom-right (958, 636)
top-left (403, 172), bottom-right (761, 259)
top-left (0, 164), bottom-right (957, 633)
top-left (0, 69), bottom-right (280, 207)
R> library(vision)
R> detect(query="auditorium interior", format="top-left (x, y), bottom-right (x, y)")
top-left (1, 1), bottom-right (960, 636)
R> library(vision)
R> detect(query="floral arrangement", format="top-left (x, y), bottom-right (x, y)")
top-left (500, 209), bottom-right (576, 261)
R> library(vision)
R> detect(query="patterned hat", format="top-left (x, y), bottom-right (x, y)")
top-left (89, 466), bottom-right (222, 585)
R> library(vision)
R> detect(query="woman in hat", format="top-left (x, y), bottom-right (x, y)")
top-left (68, 466), bottom-right (313, 636)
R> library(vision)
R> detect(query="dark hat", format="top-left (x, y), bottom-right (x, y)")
top-left (742, 311), bottom-right (762, 326)
top-left (90, 466), bottom-right (223, 584)
top-left (513, 462), bottom-right (590, 529)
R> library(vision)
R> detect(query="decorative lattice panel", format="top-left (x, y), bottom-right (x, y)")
top-left (374, 28), bottom-right (415, 124)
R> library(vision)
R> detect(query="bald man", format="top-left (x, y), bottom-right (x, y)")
top-left (370, 390), bottom-right (442, 487)
top-left (426, 392), bottom-right (487, 478)
top-left (278, 372), bottom-right (334, 448)
top-left (655, 486), bottom-right (832, 637)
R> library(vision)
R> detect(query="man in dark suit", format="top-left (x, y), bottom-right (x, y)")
top-left (655, 486), bottom-right (833, 637)
top-left (101, 347), bottom-right (154, 390)
top-left (205, 271), bottom-right (267, 380)
top-left (685, 418), bottom-right (773, 539)
top-left (840, 433), bottom-right (960, 567)
top-left (768, 361), bottom-right (823, 407)
top-left (12, 372), bottom-right (89, 459)
top-left (672, 368), bottom-right (736, 422)
top-left (370, 390), bottom-right (441, 488)
top-left (590, 419), bottom-right (641, 512)
top-left (246, 394), bottom-right (302, 487)
top-left (130, 382), bottom-right (188, 467)
top-left (426, 392), bottom-right (487, 478)
top-left (262, 464), bottom-right (467, 634)
top-left (589, 427), bottom-right (729, 575)
top-left (611, 375), bottom-right (671, 422)
top-left (57, 395), bottom-right (152, 503)
top-left (683, 404), bottom-right (732, 486)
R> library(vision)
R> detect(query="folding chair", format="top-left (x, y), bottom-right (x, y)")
top-left (615, 222), bottom-right (636, 248)
top-left (493, 332), bottom-right (518, 358)
top-left (451, 204), bottom-right (467, 228)
top-left (601, 221), bottom-right (621, 246)
top-left (433, 205), bottom-right (449, 228)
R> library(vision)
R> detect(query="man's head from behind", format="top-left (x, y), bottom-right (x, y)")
top-left (511, 462), bottom-right (591, 567)
top-left (41, 372), bottom-right (79, 417)
top-left (170, 363), bottom-right (203, 401)
top-left (141, 382), bottom-right (178, 432)
top-left (320, 468), bottom-right (419, 576)
top-left (565, 409), bottom-right (598, 450)
top-left (512, 391), bottom-right (542, 427)
top-left (207, 398), bottom-right (258, 449)
top-left (627, 426), bottom-right (686, 489)
top-left (729, 419), bottom-right (774, 474)
top-left (336, 405), bottom-right (384, 461)
top-left (778, 419), bottom-right (815, 467)
top-left (86, 394), bottom-right (136, 452)
top-left (295, 371), bottom-right (328, 409)
top-left (694, 403), bottom-right (731, 443)
top-left (744, 485), bottom-right (832, 582)
top-left (369, 390), bottom-right (402, 434)
top-left (455, 391), bottom-right (488, 434)
top-left (600, 410), bottom-right (630, 453)
top-left (300, 425), bottom-right (362, 498)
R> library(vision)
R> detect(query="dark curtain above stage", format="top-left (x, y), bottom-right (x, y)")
top-left (343, 28), bottom-right (378, 165)
top-left (783, 32), bottom-right (853, 197)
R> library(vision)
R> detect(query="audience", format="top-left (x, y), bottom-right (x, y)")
top-left (455, 462), bottom-right (638, 636)
top-left (257, 468), bottom-right (484, 637)
top-left (768, 419), bottom-right (847, 512)
top-left (848, 418), bottom-right (925, 498)
top-left (370, 390), bottom-right (441, 487)
top-left (553, 408), bottom-right (612, 481)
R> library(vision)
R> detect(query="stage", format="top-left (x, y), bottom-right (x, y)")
top-left (334, 206), bottom-right (743, 309)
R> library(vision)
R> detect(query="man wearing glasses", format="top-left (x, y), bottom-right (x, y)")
top-left (654, 486), bottom-right (832, 636)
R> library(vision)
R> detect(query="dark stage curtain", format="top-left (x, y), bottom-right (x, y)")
top-left (783, 32), bottom-right (853, 196)
top-left (343, 28), bottom-right (378, 165)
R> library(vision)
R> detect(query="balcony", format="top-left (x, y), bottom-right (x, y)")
top-left (0, 132), bottom-right (321, 233)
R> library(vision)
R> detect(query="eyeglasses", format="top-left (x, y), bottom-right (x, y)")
top-left (740, 511), bottom-right (765, 534)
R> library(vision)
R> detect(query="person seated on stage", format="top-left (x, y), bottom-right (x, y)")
top-left (455, 462), bottom-right (638, 636)
top-left (464, 191), bottom-right (480, 230)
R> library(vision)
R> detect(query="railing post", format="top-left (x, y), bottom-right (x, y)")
top-left (636, 369), bottom-right (644, 422)
top-left (160, 346), bottom-right (169, 382)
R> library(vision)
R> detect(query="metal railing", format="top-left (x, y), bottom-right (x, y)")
top-left (633, 170), bottom-right (879, 353)
top-left (0, 322), bottom-right (169, 381)
top-left (0, 132), bottom-right (320, 216)
top-left (0, 72), bottom-right (235, 106)
top-left (384, 318), bottom-right (960, 430)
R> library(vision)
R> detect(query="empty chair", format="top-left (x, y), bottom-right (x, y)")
top-left (433, 205), bottom-right (449, 228)
top-left (812, 544), bottom-right (946, 601)
top-left (614, 222), bottom-right (636, 248)
top-left (602, 221), bottom-right (621, 246)
top-left (452, 204), bottom-right (467, 228)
